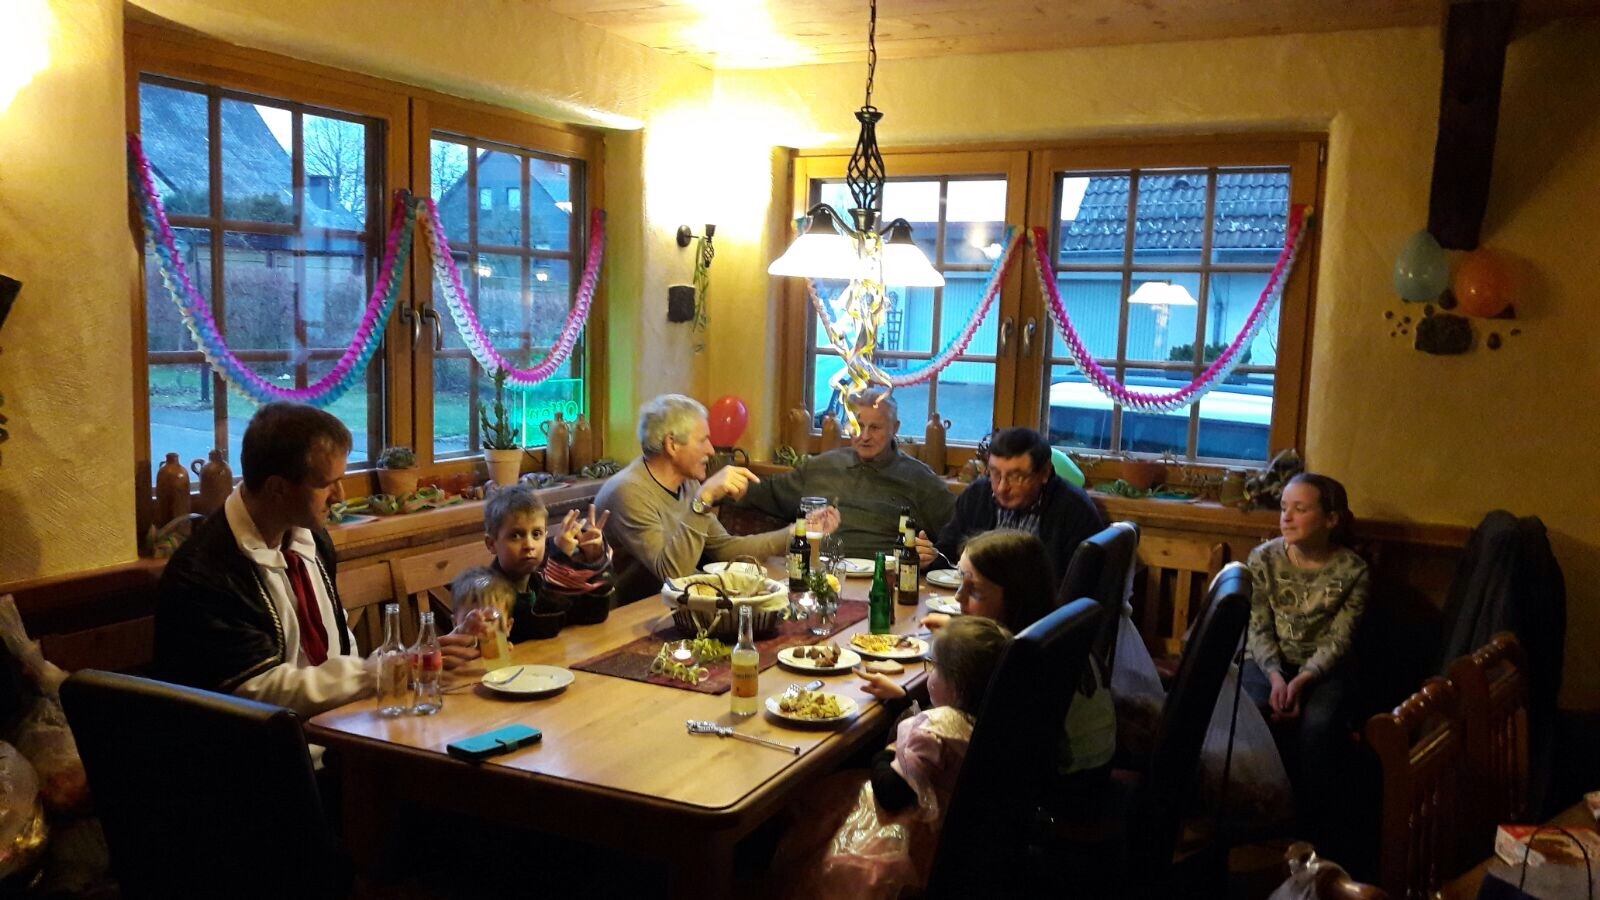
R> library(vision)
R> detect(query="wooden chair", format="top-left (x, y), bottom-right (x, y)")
top-left (390, 540), bottom-right (490, 639)
top-left (337, 559), bottom-right (395, 656)
top-left (1284, 842), bottom-right (1390, 900)
top-left (1132, 532), bottom-right (1229, 661)
top-left (1447, 632), bottom-right (1531, 857)
top-left (1364, 677), bottom-right (1465, 900)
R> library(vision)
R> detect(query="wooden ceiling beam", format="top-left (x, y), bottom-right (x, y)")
top-left (1427, 0), bottom-right (1519, 250)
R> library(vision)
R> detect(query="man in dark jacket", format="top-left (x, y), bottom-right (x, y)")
top-left (154, 402), bottom-right (477, 715)
top-left (934, 427), bottom-right (1103, 590)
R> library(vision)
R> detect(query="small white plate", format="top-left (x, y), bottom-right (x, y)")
top-left (702, 560), bottom-right (766, 576)
top-left (849, 634), bottom-right (929, 660)
top-left (480, 665), bottom-right (574, 698)
top-left (926, 595), bottom-right (961, 616)
top-left (838, 557), bottom-right (875, 578)
top-left (776, 645), bottom-right (863, 674)
top-left (925, 568), bottom-right (962, 589)
top-left (765, 691), bottom-right (858, 726)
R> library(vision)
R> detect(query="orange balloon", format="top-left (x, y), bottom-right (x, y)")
top-left (1452, 249), bottom-right (1514, 318)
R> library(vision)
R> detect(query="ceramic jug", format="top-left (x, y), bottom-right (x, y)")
top-left (155, 452), bottom-right (192, 526)
top-left (570, 414), bottom-right (594, 474)
top-left (785, 406), bottom-right (812, 450)
top-left (923, 413), bottom-right (951, 476)
top-left (190, 449), bottom-right (233, 516)
top-left (820, 411), bottom-right (841, 449)
top-left (541, 412), bottom-right (571, 476)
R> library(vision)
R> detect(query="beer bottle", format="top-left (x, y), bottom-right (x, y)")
top-left (787, 518), bottom-right (810, 592)
top-left (897, 524), bottom-right (919, 605)
top-left (869, 552), bottom-right (892, 634)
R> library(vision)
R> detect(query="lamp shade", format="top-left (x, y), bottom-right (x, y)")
top-left (878, 218), bottom-right (944, 287)
top-left (1126, 281), bottom-right (1197, 306)
top-left (768, 206), bottom-right (860, 280)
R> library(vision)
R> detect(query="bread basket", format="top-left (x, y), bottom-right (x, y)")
top-left (661, 571), bottom-right (788, 640)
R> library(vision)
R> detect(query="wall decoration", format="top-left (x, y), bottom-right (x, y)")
top-left (1393, 230), bottom-right (1450, 302)
top-left (1451, 248), bottom-right (1514, 318)
top-left (1387, 236), bottom-right (1520, 355)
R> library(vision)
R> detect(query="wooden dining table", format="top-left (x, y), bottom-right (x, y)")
top-left (308, 561), bottom-right (951, 897)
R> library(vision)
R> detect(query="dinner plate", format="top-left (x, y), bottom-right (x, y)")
top-left (925, 595), bottom-right (961, 616)
top-left (848, 633), bottom-right (929, 660)
top-left (764, 692), bottom-right (859, 726)
top-left (775, 645), bottom-right (863, 674)
top-left (479, 665), bottom-right (574, 698)
top-left (925, 568), bottom-right (962, 589)
top-left (701, 560), bottom-right (766, 576)
top-left (838, 557), bottom-right (875, 578)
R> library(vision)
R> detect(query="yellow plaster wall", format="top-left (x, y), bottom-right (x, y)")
top-left (0, 0), bottom-right (137, 581)
top-left (710, 23), bottom-right (1600, 706)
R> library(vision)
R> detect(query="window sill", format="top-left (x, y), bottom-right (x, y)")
top-left (327, 477), bottom-right (607, 560)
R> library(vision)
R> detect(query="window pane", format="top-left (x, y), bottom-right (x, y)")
top-left (528, 260), bottom-right (572, 349)
top-left (220, 231), bottom-right (295, 352)
top-left (812, 281), bottom-right (853, 351)
top-left (1044, 363), bottom-right (1112, 453)
top-left (139, 83), bottom-right (210, 215)
top-left (148, 362), bottom-right (218, 484)
top-left (1118, 366), bottom-right (1188, 457)
top-left (937, 275), bottom-right (994, 356)
top-left (530, 157), bottom-right (573, 252)
top-left (221, 99), bottom-right (292, 223)
top-left (942, 180), bottom-right (1007, 266)
top-left (1212, 169), bottom-right (1289, 265)
top-left (880, 286), bottom-right (932, 356)
top-left (811, 355), bottom-right (846, 423)
top-left (303, 240), bottom-right (367, 347)
top-left (145, 228), bottom-right (211, 352)
top-left (519, 377), bottom-right (585, 450)
top-left (478, 150), bottom-right (521, 246)
top-left (1126, 270), bottom-right (1201, 366)
top-left (433, 355), bottom-right (476, 456)
top-left (431, 139), bottom-right (471, 244)
top-left (1059, 173), bottom-right (1127, 267)
top-left (1133, 170), bottom-right (1205, 265)
top-left (1210, 270), bottom-right (1278, 367)
top-left (937, 361), bottom-right (995, 443)
top-left (1195, 372), bottom-right (1273, 462)
top-left (310, 358), bottom-right (373, 467)
top-left (1047, 272), bottom-right (1121, 360)
top-left (304, 114), bottom-right (367, 230)
top-left (474, 252), bottom-right (525, 349)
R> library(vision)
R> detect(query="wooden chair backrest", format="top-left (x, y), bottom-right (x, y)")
top-left (1132, 533), bottom-right (1229, 659)
top-left (390, 540), bottom-right (490, 639)
top-left (1365, 677), bottom-right (1464, 900)
top-left (336, 561), bottom-right (395, 657)
top-left (1447, 632), bottom-right (1530, 855)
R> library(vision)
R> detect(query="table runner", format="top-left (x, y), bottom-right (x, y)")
top-left (571, 600), bottom-right (869, 694)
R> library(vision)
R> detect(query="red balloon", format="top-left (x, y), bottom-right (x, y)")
top-left (707, 395), bottom-right (748, 448)
top-left (1452, 249), bottom-right (1514, 318)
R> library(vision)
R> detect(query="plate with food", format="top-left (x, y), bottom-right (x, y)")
top-left (925, 569), bottom-right (962, 589)
top-left (479, 665), bottom-right (574, 698)
top-left (925, 595), bottom-right (961, 616)
top-left (765, 689), bottom-right (858, 725)
top-left (849, 633), bottom-right (929, 660)
top-left (838, 557), bottom-right (875, 578)
top-left (776, 642), bottom-right (862, 674)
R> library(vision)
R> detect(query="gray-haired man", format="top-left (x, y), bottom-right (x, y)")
top-left (596, 394), bottom-right (807, 605)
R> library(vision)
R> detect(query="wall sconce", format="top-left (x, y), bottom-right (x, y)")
top-left (669, 226), bottom-right (715, 342)
top-left (676, 224), bottom-right (716, 269)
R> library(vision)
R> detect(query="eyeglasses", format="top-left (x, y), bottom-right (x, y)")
top-left (985, 468), bottom-right (1038, 486)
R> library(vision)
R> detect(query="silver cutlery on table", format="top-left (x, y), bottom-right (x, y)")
top-left (443, 666), bottom-right (525, 693)
top-left (686, 720), bottom-right (801, 754)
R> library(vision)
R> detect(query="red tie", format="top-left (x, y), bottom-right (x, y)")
top-left (282, 547), bottom-right (329, 665)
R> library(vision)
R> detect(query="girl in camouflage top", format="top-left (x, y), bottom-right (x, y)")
top-left (1242, 472), bottom-right (1369, 845)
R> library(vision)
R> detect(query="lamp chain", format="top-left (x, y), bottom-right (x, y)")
top-left (864, 0), bottom-right (876, 109)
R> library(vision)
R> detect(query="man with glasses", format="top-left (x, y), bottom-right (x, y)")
top-left (934, 427), bottom-right (1103, 588)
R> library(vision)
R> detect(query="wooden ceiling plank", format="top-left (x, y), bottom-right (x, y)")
top-left (1427, 0), bottom-right (1518, 250)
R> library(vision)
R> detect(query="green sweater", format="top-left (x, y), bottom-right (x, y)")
top-left (731, 445), bottom-right (955, 560)
top-left (1245, 538), bottom-right (1370, 677)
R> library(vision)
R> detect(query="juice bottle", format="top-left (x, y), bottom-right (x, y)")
top-left (730, 605), bottom-right (759, 717)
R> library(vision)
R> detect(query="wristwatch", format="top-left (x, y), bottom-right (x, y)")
top-left (690, 496), bottom-right (712, 515)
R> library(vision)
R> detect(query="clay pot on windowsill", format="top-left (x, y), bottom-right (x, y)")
top-left (1119, 460), bottom-right (1167, 491)
top-left (376, 468), bottom-right (420, 498)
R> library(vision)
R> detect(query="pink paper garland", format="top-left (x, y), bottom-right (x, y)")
top-left (417, 199), bottom-right (604, 387)
top-left (1028, 204), bottom-right (1310, 412)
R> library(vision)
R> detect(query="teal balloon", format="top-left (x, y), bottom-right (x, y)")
top-left (1051, 446), bottom-right (1085, 487)
top-left (1393, 230), bottom-right (1449, 302)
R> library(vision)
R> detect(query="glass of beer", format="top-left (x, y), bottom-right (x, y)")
top-left (800, 495), bottom-right (827, 574)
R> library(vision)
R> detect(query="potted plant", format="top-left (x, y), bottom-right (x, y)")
top-left (376, 445), bottom-right (419, 497)
top-left (481, 366), bottom-right (523, 486)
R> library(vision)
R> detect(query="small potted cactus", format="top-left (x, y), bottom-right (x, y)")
top-left (480, 367), bottom-right (524, 487)
top-left (376, 445), bottom-right (419, 497)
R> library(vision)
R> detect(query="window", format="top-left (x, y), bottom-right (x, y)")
top-left (129, 23), bottom-right (604, 505)
top-left (782, 139), bottom-right (1321, 466)
top-left (427, 135), bottom-right (586, 458)
top-left (138, 76), bottom-right (384, 477)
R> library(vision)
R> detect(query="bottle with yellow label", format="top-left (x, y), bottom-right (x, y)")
top-left (730, 605), bottom-right (759, 717)
top-left (477, 604), bottom-right (511, 671)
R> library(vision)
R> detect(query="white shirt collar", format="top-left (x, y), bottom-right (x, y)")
top-left (224, 488), bottom-right (318, 570)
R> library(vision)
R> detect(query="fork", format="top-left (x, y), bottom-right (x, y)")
top-left (686, 720), bottom-right (801, 754)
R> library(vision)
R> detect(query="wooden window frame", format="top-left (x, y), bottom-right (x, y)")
top-left (125, 21), bottom-right (606, 539)
top-left (778, 135), bottom-right (1325, 477)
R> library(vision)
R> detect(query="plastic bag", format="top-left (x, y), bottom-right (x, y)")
top-left (1198, 661), bottom-right (1294, 826)
top-left (1111, 614), bottom-right (1166, 762)
top-left (0, 596), bottom-right (91, 815)
top-left (0, 741), bottom-right (47, 885)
